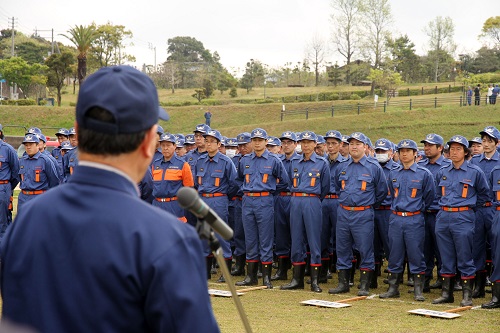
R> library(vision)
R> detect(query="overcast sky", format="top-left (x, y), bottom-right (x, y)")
top-left (0, 1), bottom-right (491, 75)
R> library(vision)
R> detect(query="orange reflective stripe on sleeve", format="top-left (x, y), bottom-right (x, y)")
top-left (262, 174), bottom-right (268, 183)
top-left (497, 191), bottom-right (500, 202)
top-left (341, 180), bottom-right (345, 189)
top-left (394, 188), bottom-right (399, 198)
top-left (182, 163), bottom-right (194, 187)
top-left (310, 177), bottom-right (316, 187)
top-left (461, 184), bottom-right (468, 198)
top-left (441, 186), bottom-right (445, 197)
top-left (361, 181), bottom-right (366, 191)
top-left (35, 170), bottom-right (40, 182)
top-left (245, 174), bottom-right (250, 183)
top-left (411, 188), bottom-right (417, 198)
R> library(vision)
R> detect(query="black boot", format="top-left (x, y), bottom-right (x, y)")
top-left (211, 257), bottom-right (218, 274)
top-left (280, 264), bottom-right (306, 290)
top-left (206, 257), bottom-right (213, 280)
top-left (216, 259), bottom-right (232, 283)
top-left (257, 262), bottom-right (263, 278)
top-left (318, 259), bottom-right (329, 283)
top-left (262, 263), bottom-right (273, 289)
top-left (430, 274), bottom-right (443, 289)
top-left (330, 253), bottom-right (337, 274)
top-left (370, 263), bottom-right (379, 289)
top-left (406, 262), bottom-right (414, 286)
top-left (358, 270), bottom-right (373, 296)
top-left (349, 261), bottom-right (356, 287)
top-left (235, 262), bottom-right (258, 286)
top-left (329, 269), bottom-right (350, 294)
top-left (482, 282), bottom-right (500, 309)
top-left (432, 276), bottom-right (455, 304)
top-left (472, 271), bottom-right (486, 298)
top-left (454, 278), bottom-right (463, 291)
top-left (379, 272), bottom-right (400, 299)
top-left (304, 253), bottom-right (311, 276)
top-left (310, 266), bottom-right (322, 293)
top-left (460, 278), bottom-right (474, 306)
top-left (423, 276), bottom-right (431, 293)
top-left (271, 256), bottom-right (290, 281)
top-left (413, 273), bottom-right (425, 302)
top-left (231, 254), bottom-right (246, 276)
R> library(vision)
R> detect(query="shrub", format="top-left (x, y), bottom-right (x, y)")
top-left (229, 87), bottom-right (237, 98)
top-left (350, 94), bottom-right (361, 100)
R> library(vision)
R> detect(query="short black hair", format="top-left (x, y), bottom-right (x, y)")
top-left (78, 107), bottom-right (148, 155)
top-left (481, 134), bottom-right (499, 145)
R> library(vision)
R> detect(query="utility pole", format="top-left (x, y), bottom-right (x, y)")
top-left (8, 17), bottom-right (16, 99)
top-left (37, 29), bottom-right (58, 55)
top-left (148, 43), bottom-right (156, 71)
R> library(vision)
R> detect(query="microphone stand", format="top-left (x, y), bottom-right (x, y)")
top-left (196, 219), bottom-right (253, 333)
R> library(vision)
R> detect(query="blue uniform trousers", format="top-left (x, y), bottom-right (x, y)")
top-left (490, 210), bottom-right (500, 282)
top-left (17, 192), bottom-right (40, 215)
top-left (290, 196), bottom-right (322, 265)
top-left (321, 197), bottom-right (338, 258)
top-left (473, 206), bottom-right (494, 271)
top-left (424, 211), bottom-right (441, 277)
top-left (336, 207), bottom-right (375, 271)
top-left (242, 196), bottom-right (274, 263)
top-left (202, 196), bottom-right (232, 259)
top-left (232, 198), bottom-right (245, 256)
top-left (152, 200), bottom-right (185, 221)
top-left (436, 210), bottom-right (475, 277)
top-left (275, 195), bottom-right (291, 257)
top-left (374, 208), bottom-right (391, 262)
top-left (387, 214), bottom-right (426, 274)
top-left (228, 204), bottom-right (235, 249)
top-left (0, 183), bottom-right (12, 235)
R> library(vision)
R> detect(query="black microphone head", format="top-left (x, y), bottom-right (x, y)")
top-left (177, 187), bottom-right (198, 210)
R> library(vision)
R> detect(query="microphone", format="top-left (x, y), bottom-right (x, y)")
top-left (177, 187), bottom-right (234, 240)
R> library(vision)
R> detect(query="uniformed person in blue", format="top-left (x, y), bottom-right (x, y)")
top-left (469, 136), bottom-right (484, 157)
top-left (271, 131), bottom-right (299, 281)
top-left (315, 135), bottom-right (327, 157)
top-left (175, 138), bottom-right (187, 158)
top-left (379, 139), bottom-right (435, 301)
top-left (483, 165), bottom-right (500, 308)
top-left (195, 129), bottom-right (238, 283)
top-left (432, 135), bottom-right (491, 307)
top-left (329, 132), bottom-right (387, 296)
top-left (236, 128), bottom-right (289, 289)
top-left (339, 134), bottom-right (350, 158)
top-left (52, 128), bottom-right (69, 172)
top-left (320, 130), bottom-right (346, 283)
top-left (185, 133), bottom-right (196, 153)
top-left (62, 127), bottom-right (79, 182)
top-left (17, 134), bottom-right (60, 214)
top-left (0, 124), bottom-right (19, 240)
top-left (469, 126), bottom-right (500, 298)
top-left (418, 133), bottom-right (451, 291)
top-left (37, 133), bottom-right (63, 179)
top-left (152, 125), bottom-right (165, 162)
top-left (266, 136), bottom-right (282, 155)
top-left (151, 133), bottom-right (194, 222)
top-left (281, 131), bottom-right (330, 293)
top-left (0, 65), bottom-right (220, 333)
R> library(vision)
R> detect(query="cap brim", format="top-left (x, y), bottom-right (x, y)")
top-left (420, 139), bottom-right (439, 145)
top-left (158, 106), bottom-right (169, 121)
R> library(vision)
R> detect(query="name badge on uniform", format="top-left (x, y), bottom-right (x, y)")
top-left (245, 165), bottom-right (250, 169)
top-left (341, 171), bottom-right (346, 175)
top-left (442, 176), bottom-right (447, 180)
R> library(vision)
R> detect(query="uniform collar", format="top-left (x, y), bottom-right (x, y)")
top-left (479, 150), bottom-right (500, 162)
top-left (402, 162), bottom-right (418, 172)
top-left (252, 150), bottom-right (270, 160)
top-left (300, 152), bottom-right (318, 162)
top-left (348, 155), bottom-right (367, 166)
top-left (447, 160), bottom-right (468, 171)
top-left (26, 151), bottom-right (41, 160)
top-left (208, 151), bottom-right (221, 162)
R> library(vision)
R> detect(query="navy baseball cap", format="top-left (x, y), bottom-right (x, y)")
top-left (204, 129), bottom-right (223, 142)
top-left (61, 141), bottom-right (74, 150)
top-left (468, 137), bottom-right (482, 147)
top-left (480, 126), bottom-right (500, 140)
top-left (266, 136), bottom-right (281, 146)
top-left (225, 138), bottom-right (238, 147)
top-left (366, 137), bottom-right (373, 149)
top-left (220, 137), bottom-right (226, 146)
top-left (375, 138), bottom-right (392, 151)
top-left (348, 132), bottom-right (367, 144)
top-left (174, 133), bottom-right (185, 141)
top-left (159, 133), bottom-right (176, 143)
top-left (341, 134), bottom-right (350, 144)
top-left (69, 127), bottom-right (76, 136)
top-left (185, 134), bottom-right (195, 144)
top-left (157, 125), bottom-right (165, 135)
top-left (55, 128), bottom-right (69, 136)
top-left (397, 139), bottom-right (418, 151)
top-left (325, 130), bottom-right (342, 141)
top-left (299, 131), bottom-right (317, 142)
top-left (280, 131), bottom-right (298, 142)
top-left (23, 134), bottom-right (40, 144)
top-left (194, 124), bottom-right (210, 134)
top-left (447, 135), bottom-right (469, 149)
top-left (175, 139), bottom-right (185, 148)
top-left (36, 133), bottom-right (47, 142)
top-left (237, 132), bottom-right (251, 144)
top-left (251, 128), bottom-right (268, 140)
top-left (421, 133), bottom-right (444, 146)
top-left (76, 66), bottom-right (169, 134)
top-left (316, 135), bottom-right (325, 144)
top-left (26, 127), bottom-right (42, 135)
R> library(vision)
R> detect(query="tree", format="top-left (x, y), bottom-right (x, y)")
top-left (385, 35), bottom-right (421, 83)
top-left (89, 22), bottom-right (134, 68)
top-left (330, 0), bottom-right (363, 84)
top-left (423, 16), bottom-right (456, 82)
top-left (61, 25), bottom-right (97, 85)
top-left (192, 88), bottom-right (206, 102)
top-left (306, 34), bottom-right (326, 86)
top-left (45, 52), bottom-right (75, 106)
top-left (15, 41), bottom-right (49, 64)
top-left (327, 62), bottom-right (342, 86)
top-left (367, 68), bottom-right (403, 102)
top-left (239, 59), bottom-right (265, 93)
top-left (468, 47), bottom-right (500, 73)
top-left (0, 57), bottom-right (46, 98)
top-left (480, 16), bottom-right (500, 47)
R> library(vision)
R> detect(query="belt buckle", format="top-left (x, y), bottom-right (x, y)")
top-left (401, 212), bottom-right (408, 217)
top-left (249, 193), bottom-right (255, 197)
top-left (349, 207), bottom-right (355, 211)
top-left (446, 207), bottom-right (453, 212)
top-left (301, 193), bottom-right (307, 197)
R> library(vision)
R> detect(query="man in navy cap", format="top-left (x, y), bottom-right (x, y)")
top-left (281, 131), bottom-right (329, 293)
top-left (432, 135), bottom-right (490, 307)
top-left (339, 134), bottom-right (350, 158)
top-left (418, 133), bottom-right (451, 291)
top-left (62, 127), bottom-right (79, 182)
top-left (329, 132), bottom-right (387, 296)
top-left (315, 135), bottom-right (327, 157)
top-left (266, 136), bottom-right (282, 155)
top-left (236, 128), bottom-right (289, 289)
top-left (194, 129), bottom-right (237, 283)
top-left (379, 139), bottom-right (435, 301)
top-left (52, 128), bottom-right (69, 172)
top-left (469, 137), bottom-right (484, 157)
top-left (17, 133), bottom-right (60, 214)
top-left (184, 134), bottom-right (196, 153)
top-left (271, 131), bottom-right (299, 281)
top-left (1, 65), bottom-right (220, 333)
top-left (469, 126), bottom-right (500, 298)
top-left (0, 124), bottom-right (19, 240)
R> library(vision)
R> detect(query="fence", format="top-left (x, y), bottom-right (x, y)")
top-left (279, 95), bottom-right (489, 121)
